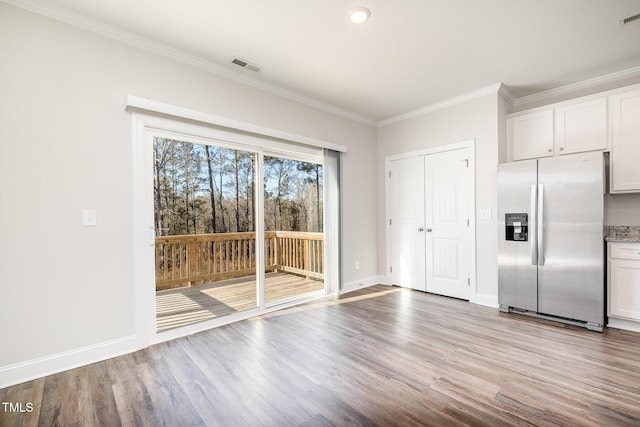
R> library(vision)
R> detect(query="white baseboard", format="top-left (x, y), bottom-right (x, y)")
top-left (340, 275), bottom-right (386, 294)
top-left (353, 276), bottom-right (499, 309)
top-left (472, 292), bottom-right (499, 308)
top-left (607, 317), bottom-right (640, 333)
top-left (376, 275), bottom-right (390, 286)
top-left (0, 335), bottom-right (138, 389)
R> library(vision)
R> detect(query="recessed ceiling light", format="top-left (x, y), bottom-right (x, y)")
top-left (349, 6), bottom-right (371, 24)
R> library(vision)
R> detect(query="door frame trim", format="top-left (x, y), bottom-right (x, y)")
top-left (385, 139), bottom-right (477, 302)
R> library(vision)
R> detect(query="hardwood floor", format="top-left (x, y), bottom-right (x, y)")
top-left (3, 285), bottom-right (640, 426)
top-left (156, 272), bottom-right (324, 331)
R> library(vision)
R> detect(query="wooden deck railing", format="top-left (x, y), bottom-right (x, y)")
top-left (155, 231), bottom-right (324, 290)
top-left (271, 231), bottom-right (324, 280)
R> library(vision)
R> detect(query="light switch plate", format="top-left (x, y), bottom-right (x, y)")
top-left (479, 208), bottom-right (492, 220)
top-left (82, 210), bottom-right (97, 227)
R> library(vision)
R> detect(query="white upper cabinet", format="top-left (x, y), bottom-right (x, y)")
top-left (508, 96), bottom-right (608, 162)
top-left (507, 83), bottom-right (640, 192)
top-left (554, 97), bottom-right (607, 155)
top-left (610, 87), bottom-right (640, 193)
top-left (509, 109), bottom-right (554, 161)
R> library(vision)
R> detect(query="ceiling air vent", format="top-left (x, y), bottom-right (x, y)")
top-left (619, 12), bottom-right (640, 26)
top-left (231, 57), bottom-right (262, 73)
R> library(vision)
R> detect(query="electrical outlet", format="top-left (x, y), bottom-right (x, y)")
top-left (355, 261), bottom-right (360, 270)
top-left (479, 208), bottom-right (492, 220)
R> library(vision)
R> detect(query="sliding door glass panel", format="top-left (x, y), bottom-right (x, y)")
top-left (263, 155), bottom-right (325, 304)
top-left (153, 138), bottom-right (257, 331)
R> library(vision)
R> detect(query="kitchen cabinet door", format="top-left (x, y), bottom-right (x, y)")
top-left (610, 88), bottom-right (640, 192)
top-left (554, 97), bottom-right (607, 155)
top-left (610, 257), bottom-right (640, 321)
top-left (509, 110), bottom-right (554, 161)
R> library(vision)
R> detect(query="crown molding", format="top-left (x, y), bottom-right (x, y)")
top-left (3, 0), bottom-right (377, 127)
top-left (376, 63), bottom-right (640, 127)
top-left (513, 65), bottom-right (640, 108)
top-left (9, 0), bottom-right (639, 130)
top-left (497, 83), bottom-right (516, 104)
top-left (377, 83), bottom-right (504, 127)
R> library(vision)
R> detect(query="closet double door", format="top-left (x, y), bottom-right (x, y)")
top-left (388, 147), bottom-right (471, 300)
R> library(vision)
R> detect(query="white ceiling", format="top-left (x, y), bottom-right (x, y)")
top-left (11, 0), bottom-right (640, 123)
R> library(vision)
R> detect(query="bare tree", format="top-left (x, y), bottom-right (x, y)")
top-left (153, 138), bottom-right (179, 236)
top-left (264, 157), bottom-right (295, 230)
top-left (233, 150), bottom-right (240, 231)
top-left (297, 162), bottom-right (323, 232)
top-left (205, 145), bottom-right (217, 233)
top-left (217, 149), bottom-right (228, 232)
top-left (154, 144), bottom-right (323, 236)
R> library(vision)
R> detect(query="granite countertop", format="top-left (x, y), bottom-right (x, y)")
top-left (605, 226), bottom-right (640, 243)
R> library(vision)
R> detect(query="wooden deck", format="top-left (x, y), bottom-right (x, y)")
top-left (156, 272), bottom-right (324, 331)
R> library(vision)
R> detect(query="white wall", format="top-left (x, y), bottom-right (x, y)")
top-left (606, 194), bottom-right (640, 226)
top-left (377, 93), bottom-right (502, 305)
top-left (498, 93), bottom-right (511, 163)
top-left (0, 3), bottom-right (377, 383)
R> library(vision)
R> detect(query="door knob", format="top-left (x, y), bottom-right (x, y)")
top-left (418, 227), bottom-right (424, 232)
top-left (426, 228), bottom-right (432, 232)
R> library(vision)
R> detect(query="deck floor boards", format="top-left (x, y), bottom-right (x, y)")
top-left (156, 272), bottom-right (324, 331)
top-left (2, 285), bottom-right (640, 426)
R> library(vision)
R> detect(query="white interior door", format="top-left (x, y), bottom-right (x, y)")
top-left (388, 156), bottom-right (425, 291)
top-left (425, 148), bottom-right (470, 300)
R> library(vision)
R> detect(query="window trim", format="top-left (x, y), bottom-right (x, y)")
top-left (126, 95), bottom-right (347, 153)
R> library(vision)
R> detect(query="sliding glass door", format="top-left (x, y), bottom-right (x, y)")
top-left (263, 155), bottom-right (325, 305)
top-left (150, 131), bottom-right (330, 333)
top-left (153, 137), bottom-right (259, 331)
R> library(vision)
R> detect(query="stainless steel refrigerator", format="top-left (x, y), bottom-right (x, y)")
top-left (497, 151), bottom-right (605, 331)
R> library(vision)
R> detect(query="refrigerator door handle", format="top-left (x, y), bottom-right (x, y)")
top-left (537, 183), bottom-right (545, 266)
top-left (530, 184), bottom-right (537, 265)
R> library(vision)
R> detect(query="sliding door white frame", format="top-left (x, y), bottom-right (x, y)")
top-left (132, 113), bottom-right (336, 347)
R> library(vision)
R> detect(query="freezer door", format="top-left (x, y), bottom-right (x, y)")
top-left (498, 160), bottom-right (538, 312)
top-left (537, 151), bottom-right (604, 325)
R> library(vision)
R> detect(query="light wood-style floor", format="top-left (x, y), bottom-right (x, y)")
top-left (3, 285), bottom-right (640, 426)
top-left (156, 272), bottom-right (324, 331)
